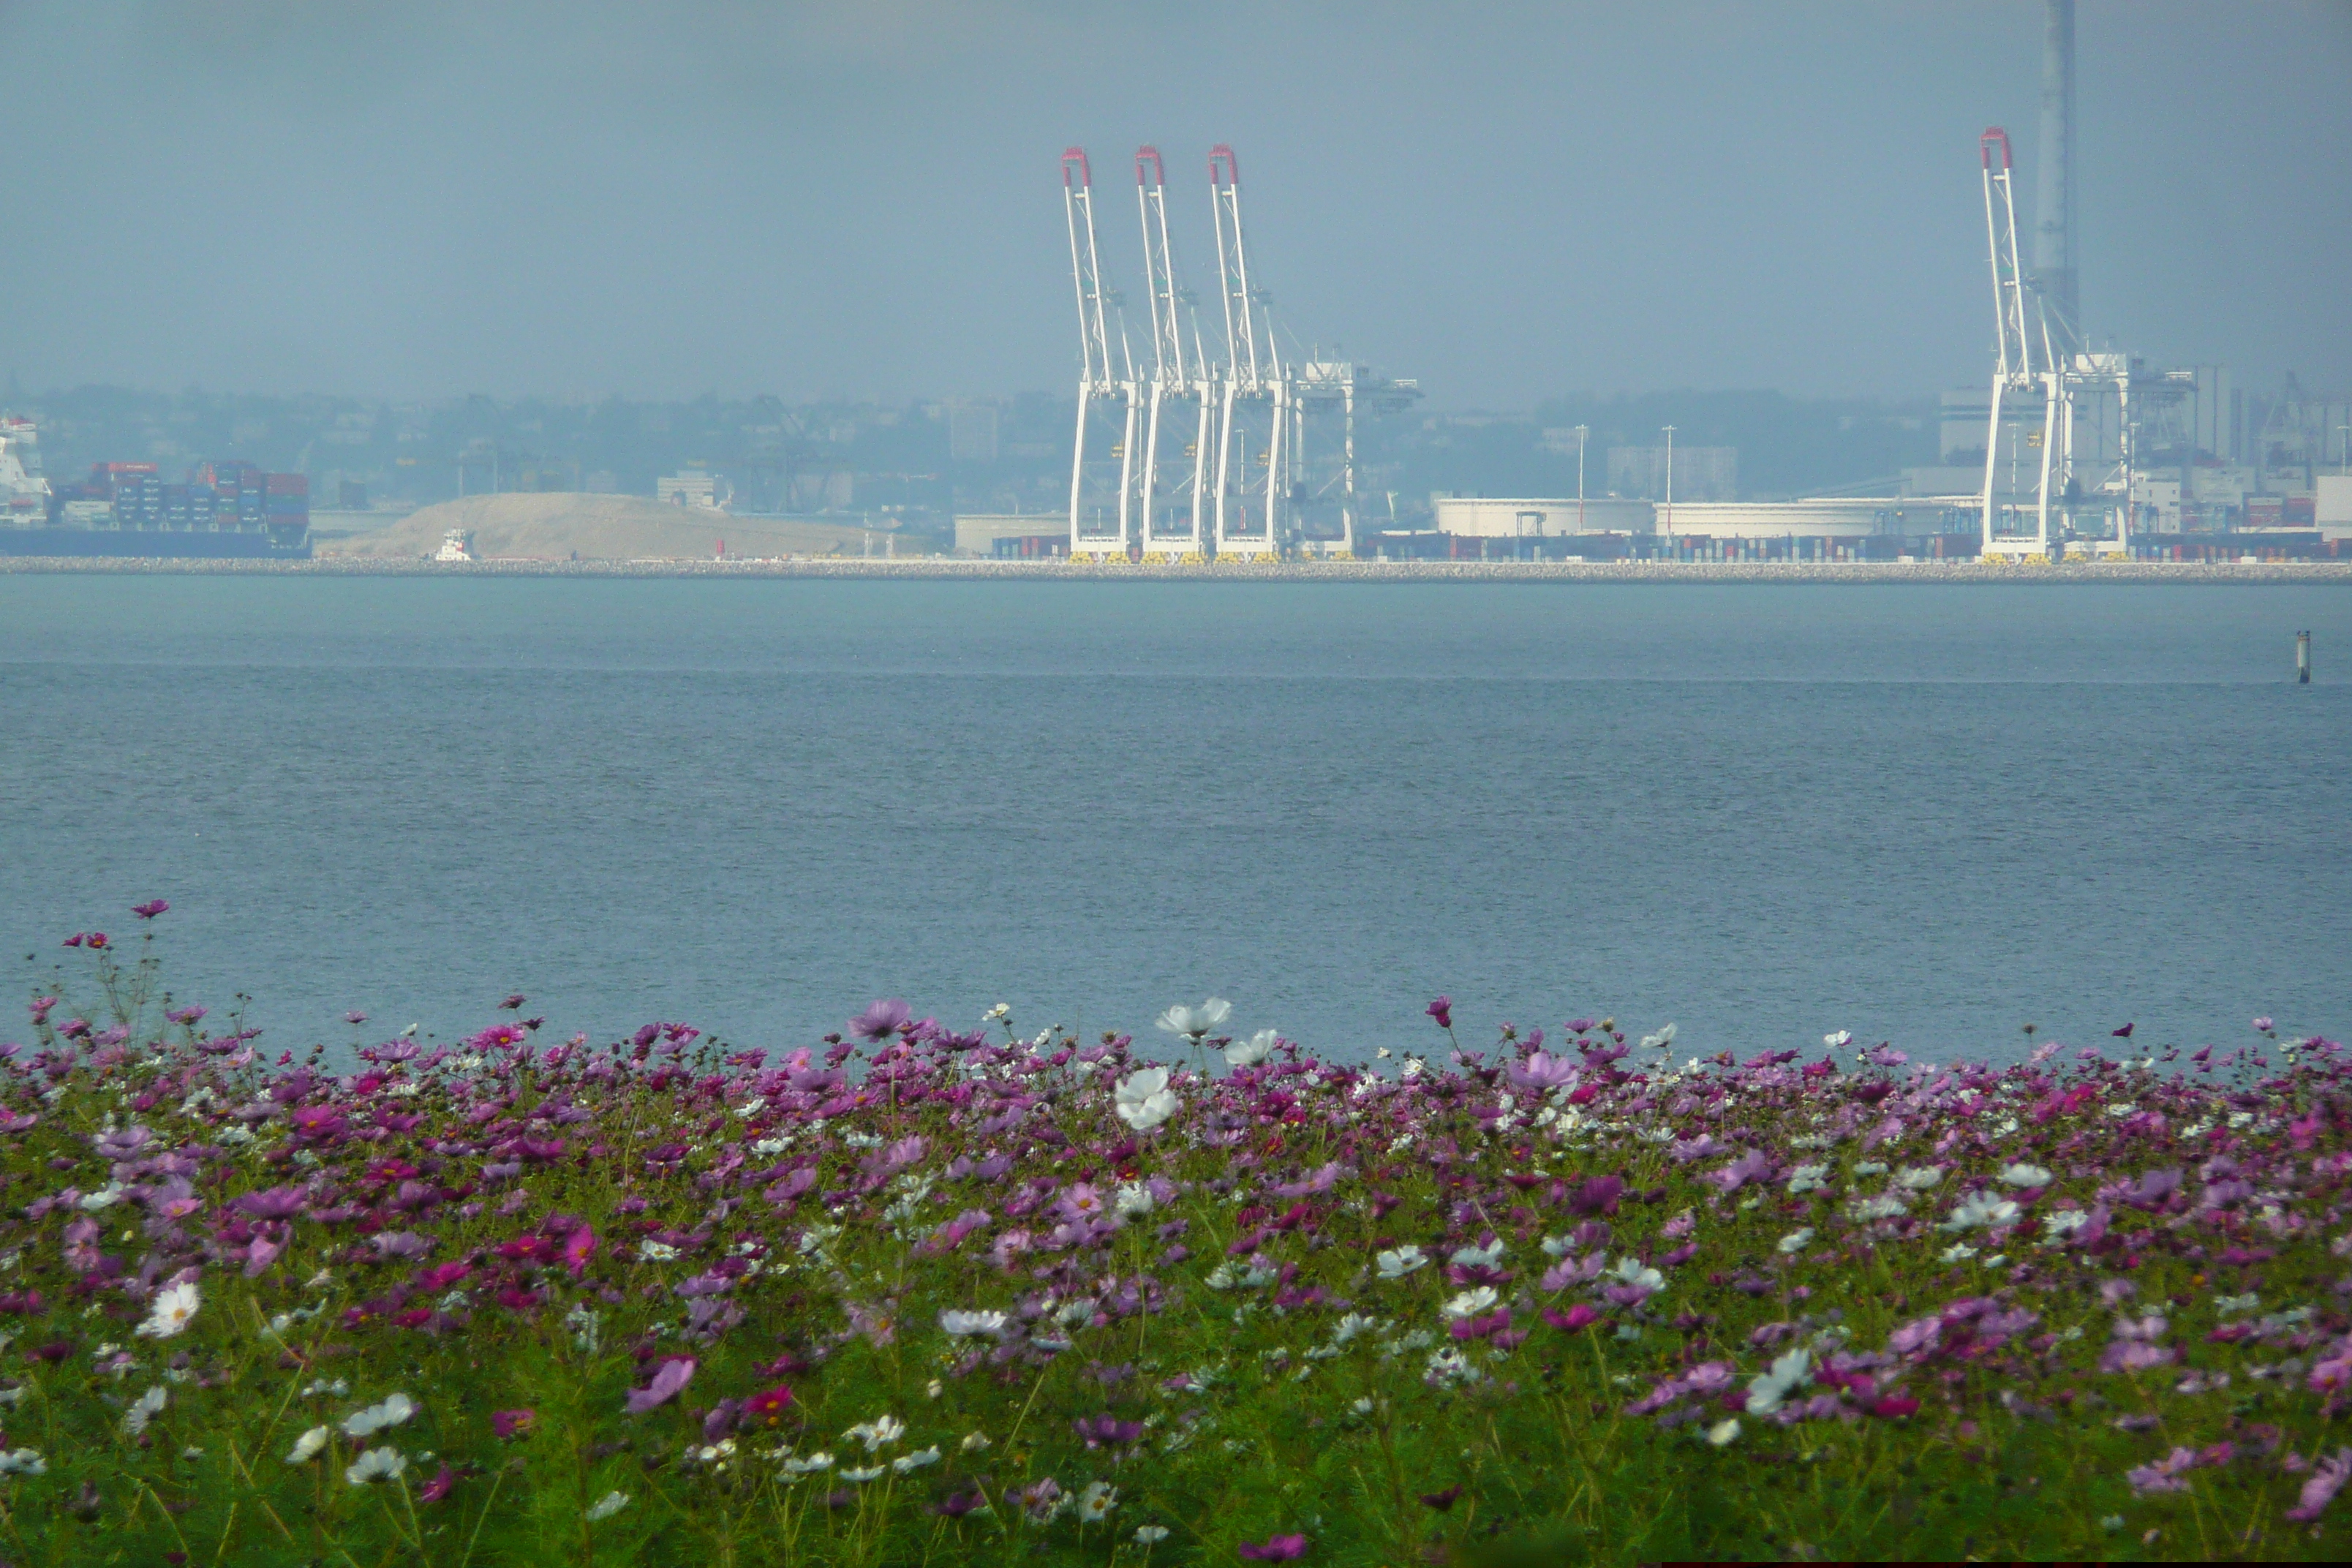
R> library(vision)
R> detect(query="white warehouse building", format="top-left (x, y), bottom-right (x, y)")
top-left (1432, 497), bottom-right (1656, 538)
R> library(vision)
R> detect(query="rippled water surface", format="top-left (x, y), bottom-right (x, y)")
top-left (2, 575), bottom-right (2345, 1063)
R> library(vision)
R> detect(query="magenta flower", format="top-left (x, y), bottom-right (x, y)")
top-left (1426, 997), bottom-right (1452, 1030)
top-left (1542, 1303), bottom-right (1601, 1333)
top-left (1238, 1535), bottom-right (1308, 1561)
top-left (491, 1409), bottom-right (537, 1439)
top-left (563, 1225), bottom-right (599, 1278)
top-left (625, 1357), bottom-right (696, 1414)
top-left (132, 900), bottom-right (169, 919)
top-left (417, 1464), bottom-right (457, 1504)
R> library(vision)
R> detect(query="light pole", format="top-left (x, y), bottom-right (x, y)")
top-left (1662, 425), bottom-right (1676, 538)
top-left (1573, 424), bottom-right (1588, 534)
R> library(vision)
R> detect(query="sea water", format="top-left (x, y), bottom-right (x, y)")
top-left (1, 575), bottom-right (2345, 1065)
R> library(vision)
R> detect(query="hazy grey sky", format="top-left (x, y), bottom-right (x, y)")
top-left (1, 1), bottom-right (2345, 407)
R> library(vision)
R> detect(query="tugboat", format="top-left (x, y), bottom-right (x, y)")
top-left (434, 529), bottom-right (474, 562)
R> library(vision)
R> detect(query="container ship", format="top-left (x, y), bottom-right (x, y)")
top-left (1, 416), bottom-right (311, 558)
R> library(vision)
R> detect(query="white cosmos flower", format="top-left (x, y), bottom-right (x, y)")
top-left (1375, 1245), bottom-right (1428, 1279)
top-left (1115, 1182), bottom-right (1156, 1218)
top-left (1786, 1164), bottom-right (1831, 1194)
top-left (1114, 1067), bottom-right (1180, 1132)
top-left (136, 1280), bottom-right (200, 1340)
top-left (841, 1466), bottom-right (886, 1483)
top-left (1896, 1166), bottom-right (1945, 1191)
top-left (843, 1414), bottom-right (905, 1451)
top-left (1441, 1286), bottom-right (1499, 1319)
top-left (1746, 1349), bottom-right (1812, 1415)
top-left (344, 1446), bottom-right (408, 1486)
top-left (1706, 1417), bottom-right (1742, 1446)
top-left (780, 1452), bottom-right (834, 1474)
top-left (1079, 1480), bottom-right (1119, 1520)
top-left (1135, 1525), bottom-right (1171, 1545)
top-left (1449, 1240), bottom-right (1505, 1269)
top-left (1999, 1163), bottom-right (2054, 1188)
top-left (1939, 1193), bottom-right (2021, 1232)
top-left (123, 1391), bottom-right (167, 1439)
top-left (1224, 1030), bottom-right (1278, 1068)
top-left (585, 1491), bottom-right (632, 1521)
top-left (1776, 1228), bottom-right (1814, 1255)
top-left (1638, 1023), bottom-right (1678, 1051)
top-left (637, 1240), bottom-right (681, 1262)
top-left (0, 1449), bottom-right (45, 1476)
top-left (1607, 1256), bottom-right (1665, 1293)
top-left (939, 1309), bottom-right (1009, 1338)
top-left (123, 1385), bottom-right (167, 1436)
top-left (1155, 999), bottom-right (1232, 1040)
top-left (892, 1447), bottom-right (941, 1474)
top-left (285, 1426), bottom-right (331, 1464)
top-left (342, 1392), bottom-right (418, 1438)
top-left (1824, 1030), bottom-right (1853, 1049)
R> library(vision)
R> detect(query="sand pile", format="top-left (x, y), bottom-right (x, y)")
top-left (321, 494), bottom-right (882, 560)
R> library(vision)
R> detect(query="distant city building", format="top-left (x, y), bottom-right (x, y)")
top-left (1606, 445), bottom-right (1736, 502)
top-left (949, 404), bottom-right (1000, 464)
top-left (656, 470), bottom-right (726, 510)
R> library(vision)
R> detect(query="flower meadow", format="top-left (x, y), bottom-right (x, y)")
top-left (4, 918), bottom-right (2352, 1564)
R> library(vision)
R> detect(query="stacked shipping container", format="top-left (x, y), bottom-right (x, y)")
top-left (56, 460), bottom-right (308, 542)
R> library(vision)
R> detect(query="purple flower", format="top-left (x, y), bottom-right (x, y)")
top-left (2117, 1168), bottom-right (2182, 1211)
top-left (625, 1357), bottom-right (696, 1414)
top-left (1238, 1536), bottom-right (1308, 1561)
top-left (1706, 1150), bottom-right (1773, 1194)
top-left (1504, 1050), bottom-right (1579, 1093)
top-left (1568, 1175), bottom-right (1623, 1216)
top-left (1426, 997), bottom-right (1452, 1030)
top-left (851, 1000), bottom-right (913, 1042)
top-left (132, 900), bottom-right (169, 920)
top-left (2287, 1448), bottom-right (2351, 1521)
top-left (233, 1186), bottom-right (309, 1221)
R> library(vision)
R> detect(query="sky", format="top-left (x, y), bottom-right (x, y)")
top-left (0, 0), bottom-right (2345, 408)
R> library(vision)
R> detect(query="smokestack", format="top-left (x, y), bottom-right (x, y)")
top-left (2033, 0), bottom-right (2080, 353)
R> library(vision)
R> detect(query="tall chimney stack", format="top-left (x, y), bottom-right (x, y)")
top-left (2034, 0), bottom-right (2081, 354)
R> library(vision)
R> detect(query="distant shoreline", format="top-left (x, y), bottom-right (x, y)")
top-left (4, 555), bottom-right (2350, 584)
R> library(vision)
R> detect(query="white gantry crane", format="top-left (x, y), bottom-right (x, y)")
top-left (1134, 146), bottom-right (1213, 559)
top-left (1979, 127), bottom-right (2062, 555)
top-left (1064, 148), bottom-right (1139, 557)
top-left (1207, 144), bottom-right (1289, 559)
top-left (1057, 142), bottom-right (1415, 562)
top-left (1980, 124), bottom-right (2158, 559)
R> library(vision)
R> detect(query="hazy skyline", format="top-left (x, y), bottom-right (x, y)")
top-left (2, 0), bottom-right (2345, 407)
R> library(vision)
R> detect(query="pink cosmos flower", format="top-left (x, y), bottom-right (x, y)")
top-left (1239, 1535), bottom-right (1308, 1561)
top-left (2126, 1447), bottom-right (2200, 1496)
top-left (1426, 997), bottom-right (1452, 1030)
top-left (625, 1357), bottom-right (696, 1414)
top-left (491, 1409), bottom-right (536, 1439)
top-left (417, 1464), bottom-right (457, 1504)
top-left (132, 900), bottom-right (169, 919)
top-left (1542, 1303), bottom-right (1600, 1333)
top-left (2286, 1448), bottom-right (2351, 1521)
top-left (563, 1225), bottom-right (598, 1278)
